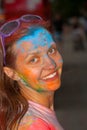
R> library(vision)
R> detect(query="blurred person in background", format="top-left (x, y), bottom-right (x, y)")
top-left (69, 15), bottom-right (86, 51)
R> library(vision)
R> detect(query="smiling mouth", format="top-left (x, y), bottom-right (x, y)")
top-left (41, 71), bottom-right (58, 81)
top-left (40, 66), bottom-right (62, 81)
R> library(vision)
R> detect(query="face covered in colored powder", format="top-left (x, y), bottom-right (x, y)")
top-left (13, 26), bottom-right (63, 92)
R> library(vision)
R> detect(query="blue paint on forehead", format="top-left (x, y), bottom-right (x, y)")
top-left (17, 26), bottom-right (54, 48)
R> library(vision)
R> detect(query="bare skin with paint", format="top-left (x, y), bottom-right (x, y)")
top-left (4, 27), bottom-right (63, 109)
top-left (10, 28), bottom-right (63, 109)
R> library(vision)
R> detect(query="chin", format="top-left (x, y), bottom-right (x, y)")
top-left (46, 82), bottom-right (61, 91)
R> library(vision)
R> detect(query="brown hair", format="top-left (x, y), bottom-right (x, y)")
top-left (0, 18), bottom-right (51, 130)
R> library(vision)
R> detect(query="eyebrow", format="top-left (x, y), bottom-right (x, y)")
top-left (25, 44), bottom-right (56, 60)
top-left (25, 51), bottom-right (40, 61)
top-left (48, 44), bottom-right (56, 49)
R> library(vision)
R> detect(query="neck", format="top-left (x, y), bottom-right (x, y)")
top-left (20, 84), bottom-right (55, 109)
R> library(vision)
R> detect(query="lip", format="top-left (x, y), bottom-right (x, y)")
top-left (40, 71), bottom-right (59, 82)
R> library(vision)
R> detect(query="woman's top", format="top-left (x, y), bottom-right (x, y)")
top-left (18, 101), bottom-right (64, 130)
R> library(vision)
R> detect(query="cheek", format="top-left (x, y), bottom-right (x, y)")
top-left (21, 68), bottom-right (43, 90)
top-left (54, 54), bottom-right (63, 65)
top-left (19, 66), bottom-right (41, 82)
top-left (16, 56), bottom-right (42, 83)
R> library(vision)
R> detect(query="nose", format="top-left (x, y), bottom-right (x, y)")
top-left (43, 55), bottom-right (56, 70)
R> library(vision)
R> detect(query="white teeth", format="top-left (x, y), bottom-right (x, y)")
top-left (42, 72), bottom-right (56, 80)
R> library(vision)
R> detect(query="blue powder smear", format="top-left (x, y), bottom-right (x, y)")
top-left (17, 26), bottom-right (55, 49)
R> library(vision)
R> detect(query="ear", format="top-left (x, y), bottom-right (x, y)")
top-left (3, 67), bottom-right (20, 81)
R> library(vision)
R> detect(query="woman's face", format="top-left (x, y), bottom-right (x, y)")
top-left (14, 27), bottom-right (63, 92)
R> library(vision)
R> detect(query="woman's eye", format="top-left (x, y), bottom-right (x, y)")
top-left (48, 48), bottom-right (56, 55)
top-left (29, 57), bottom-right (38, 63)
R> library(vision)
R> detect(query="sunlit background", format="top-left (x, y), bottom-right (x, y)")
top-left (0, 0), bottom-right (87, 130)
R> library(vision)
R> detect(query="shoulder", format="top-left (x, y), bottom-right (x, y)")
top-left (18, 115), bottom-right (54, 130)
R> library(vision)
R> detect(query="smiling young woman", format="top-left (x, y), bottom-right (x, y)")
top-left (0, 14), bottom-right (63, 130)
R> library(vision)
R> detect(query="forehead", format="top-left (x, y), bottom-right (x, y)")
top-left (16, 27), bottom-right (55, 49)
